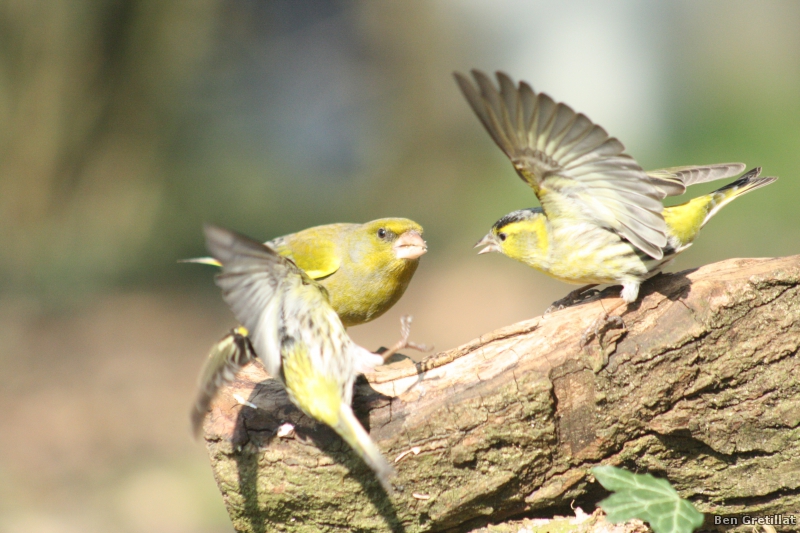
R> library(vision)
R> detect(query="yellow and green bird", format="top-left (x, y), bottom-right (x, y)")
top-left (189, 218), bottom-right (427, 326)
top-left (197, 225), bottom-right (394, 492)
top-left (190, 219), bottom-right (426, 438)
top-left (457, 70), bottom-right (777, 304)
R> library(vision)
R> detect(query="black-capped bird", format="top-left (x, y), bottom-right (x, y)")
top-left (457, 70), bottom-right (777, 304)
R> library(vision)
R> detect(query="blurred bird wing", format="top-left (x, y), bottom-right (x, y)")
top-left (267, 224), bottom-right (350, 280)
top-left (185, 223), bottom-right (349, 277)
top-left (204, 224), bottom-right (329, 378)
top-left (455, 69), bottom-right (668, 259)
top-left (190, 328), bottom-right (256, 437)
top-left (179, 256), bottom-right (221, 267)
top-left (646, 162), bottom-right (747, 196)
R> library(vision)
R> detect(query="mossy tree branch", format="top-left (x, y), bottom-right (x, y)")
top-left (201, 255), bottom-right (800, 533)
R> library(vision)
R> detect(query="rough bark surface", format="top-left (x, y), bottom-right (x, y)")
top-left (201, 255), bottom-right (800, 533)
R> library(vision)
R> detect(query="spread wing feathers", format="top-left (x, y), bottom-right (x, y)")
top-left (647, 162), bottom-right (747, 196)
top-left (203, 224), bottom-right (328, 379)
top-left (181, 225), bottom-right (347, 279)
top-left (179, 256), bottom-right (221, 267)
top-left (203, 225), bottom-right (382, 397)
top-left (455, 69), bottom-right (667, 259)
top-left (191, 328), bottom-right (256, 437)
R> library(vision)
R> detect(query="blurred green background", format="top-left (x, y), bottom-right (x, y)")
top-left (1, 1), bottom-right (798, 532)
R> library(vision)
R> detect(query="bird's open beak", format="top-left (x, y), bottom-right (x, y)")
top-left (394, 230), bottom-right (427, 260)
top-left (474, 233), bottom-right (501, 255)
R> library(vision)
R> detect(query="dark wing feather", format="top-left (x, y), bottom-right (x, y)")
top-left (203, 224), bottom-right (324, 379)
top-left (647, 163), bottom-right (747, 196)
top-left (190, 328), bottom-right (255, 437)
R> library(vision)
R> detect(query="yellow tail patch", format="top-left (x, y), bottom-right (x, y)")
top-left (663, 196), bottom-right (713, 246)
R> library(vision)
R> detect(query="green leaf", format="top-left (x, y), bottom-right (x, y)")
top-left (593, 466), bottom-right (705, 533)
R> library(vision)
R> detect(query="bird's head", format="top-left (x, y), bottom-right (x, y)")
top-left (475, 208), bottom-right (546, 261)
top-left (355, 218), bottom-right (427, 267)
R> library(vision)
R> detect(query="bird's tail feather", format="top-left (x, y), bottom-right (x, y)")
top-left (647, 162), bottom-right (747, 196)
top-left (704, 167), bottom-right (778, 225)
top-left (335, 404), bottom-right (394, 494)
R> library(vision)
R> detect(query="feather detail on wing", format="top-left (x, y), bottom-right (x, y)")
top-left (203, 224), bottom-right (329, 379)
top-left (455, 69), bottom-right (668, 259)
top-left (190, 328), bottom-right (256, 437)
top-left (183, 224), bottom-right (349, 279)
top-left (267, 224), bottom-right (349, 280)
top-left (646, 162), bottom-right (746, 196)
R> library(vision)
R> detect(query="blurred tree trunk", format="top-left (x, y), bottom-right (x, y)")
top-left (0, 0), bottom-right (218, 295)
top-left (201, 255), bottom-right (800, 533)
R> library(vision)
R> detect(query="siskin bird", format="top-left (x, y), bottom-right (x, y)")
top-left (193, 224), bottom-right (395, 492)
top-left (457, 70), bottom-right (777, 304)
top-left (190, 219), bottom-right (426, 476)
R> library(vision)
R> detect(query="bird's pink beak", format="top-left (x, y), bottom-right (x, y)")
top-left (474, 233), bottom-right (500, 255)
top-left (394, 230), bottom-right (427, 260)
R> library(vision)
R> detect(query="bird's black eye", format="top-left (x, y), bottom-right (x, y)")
top-left (377, 228), bottom-right (387, 239)
top-left (498, 232), bottom-right (507, 241)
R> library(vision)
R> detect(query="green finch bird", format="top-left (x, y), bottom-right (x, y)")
top-left (188, 218), bottom-right (427, 326)
top-left (194, 225), bottom-right (394, 492)
top-left (457, 70), bottom-right (777, 304)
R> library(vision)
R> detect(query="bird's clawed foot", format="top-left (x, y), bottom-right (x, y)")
top-left (380, 315), bottom-right (432, 362)
top-left (545, 284), bottom-right (601, 314)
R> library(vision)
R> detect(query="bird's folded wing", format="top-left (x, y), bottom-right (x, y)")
top-left (204, 224), bottom-right (328, 378)
top-left (455, 69), bottom-right (668, 259)
top-left (646, 162), bottom-right (746, 196)
top-left (267, 224), bottom-right (348, 280)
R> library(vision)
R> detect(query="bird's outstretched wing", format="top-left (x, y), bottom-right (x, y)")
top-left (190, 327), bottom-right (256, 437)
top-left (183, 224), bottom-right (347, 280)
top-left (455, 69), bottom-right (668, 259)
top-left (203, 224), bottom-right (328, 379)
top-left (646, 162), bottom-right (746, 196)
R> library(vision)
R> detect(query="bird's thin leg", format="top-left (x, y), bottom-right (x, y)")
top-left (545, 284), bottom-right (600, 314)
top-left (380, 315), bottom-right (432, 362)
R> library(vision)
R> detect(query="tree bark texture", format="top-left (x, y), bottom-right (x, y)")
top-left (201, 255), bottom-right (800, 533)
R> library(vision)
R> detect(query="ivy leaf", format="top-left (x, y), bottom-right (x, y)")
top-left (593, 465), bottom-right (704, 533)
